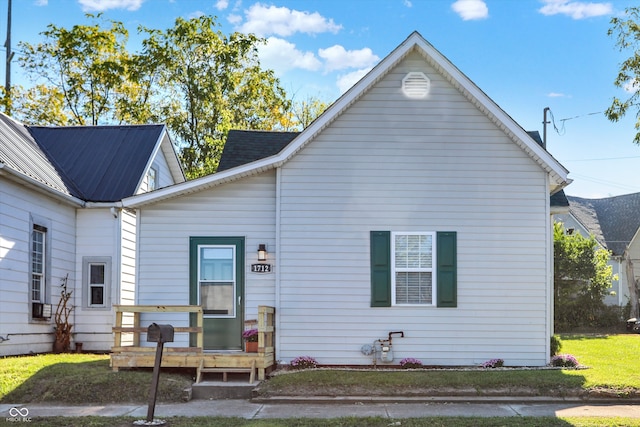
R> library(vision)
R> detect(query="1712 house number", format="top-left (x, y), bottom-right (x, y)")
top-left (251, 264), bottom-right (272, 273)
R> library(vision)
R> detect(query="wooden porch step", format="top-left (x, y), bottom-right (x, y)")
top-left (196, 359), bottom-right (256, 384)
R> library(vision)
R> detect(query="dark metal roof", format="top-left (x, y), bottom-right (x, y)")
top-left (217, 130), bottom-right (299, 172)
top-left (568, 193), bottom-right (640, 256)
top-left (29, 125), bottom-right (165, 202)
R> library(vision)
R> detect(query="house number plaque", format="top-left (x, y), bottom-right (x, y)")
top-left (251, 263), bottom-right (272, 273)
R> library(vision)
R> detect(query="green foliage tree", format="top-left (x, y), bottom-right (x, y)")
top-left (554, 222), bottom-right (617, 330)
top-left (606, 7), bottom-right (640, 144)
top-left (16, 14), bottom-right (134, 125)
top-left (137, 16), bottom-right (290, 178)
top-left (285, 95), bottom-right (330, 130)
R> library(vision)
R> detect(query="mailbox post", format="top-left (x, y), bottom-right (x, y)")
top-left (135, 323), bottom-right (174, 426)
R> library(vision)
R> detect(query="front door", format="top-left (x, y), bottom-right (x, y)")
top-left (190, 237), bottom-right (244, 350)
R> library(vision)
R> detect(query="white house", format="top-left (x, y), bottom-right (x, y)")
top-left (0, 115), bottom-right (184, 355)
top-left (121, 32), bottom-right (570, 367)
top-left (555, 193), bottom-right (640, 310)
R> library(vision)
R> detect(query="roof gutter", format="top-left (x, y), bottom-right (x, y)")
top-left (0, 163), bottom-right (85, 207)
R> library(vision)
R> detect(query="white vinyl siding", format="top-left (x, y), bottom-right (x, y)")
top-left (0, 179), bottom-right (76, 356)
top-left (135, 171), bottom-right (277, 347)
top-left (275, 51), bottom-right (550, 366)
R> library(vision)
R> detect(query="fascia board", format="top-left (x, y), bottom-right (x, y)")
top-left (0, 163), bottom-right (85, 207)
top-left (121, 154), bottom-right (278, 208)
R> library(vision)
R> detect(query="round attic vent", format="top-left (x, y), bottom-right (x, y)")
top-left (402, 72), bottom-right (430, 98)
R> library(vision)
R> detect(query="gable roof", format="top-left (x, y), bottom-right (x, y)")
top-left (0, 112), bottom-right (185, 204)
top-left (29, 125), bottom-right (171, 202)
top-left (567, 193), bottom-right (640, 256)
top-left (123, 31), bottom-right (570, 208)
top-left (0, 113), bottom-right (82, 204)
top-left (218, 130), bottom-right (299, 172)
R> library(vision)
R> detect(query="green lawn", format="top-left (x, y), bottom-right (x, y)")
top-left (3, 335), bottom-right (640, 427)
top-left (2, 334), bottom-right (640, 404)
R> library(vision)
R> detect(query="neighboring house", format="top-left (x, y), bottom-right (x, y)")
top-left (555, 193), bottom-right (640, 309)
top-left (0, 114), bottom-right (184, 356)
top-left (120, 32), bottom-right (570, 367)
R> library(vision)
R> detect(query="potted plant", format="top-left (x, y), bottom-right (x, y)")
top-left (53, 274), bottom-right (73, 353)
top-left (242, 328), bottom-right (258, 352)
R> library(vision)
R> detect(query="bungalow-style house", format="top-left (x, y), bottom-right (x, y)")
top-left (0, 114), bottom-right (184, 356)
top-left (555, 193), bottom-right (640, 310)
top-left (119, 32), bottom-right (570, 367)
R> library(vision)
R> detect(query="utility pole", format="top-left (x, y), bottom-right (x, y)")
top-left (4, 0), bottom-right (12, 115)
top-left (542, 107), bottom-right (550, 149)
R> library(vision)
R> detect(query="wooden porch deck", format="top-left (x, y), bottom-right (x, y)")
top-left (110, 305), bottom-right (275, 381)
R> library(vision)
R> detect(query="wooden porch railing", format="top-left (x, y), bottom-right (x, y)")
top-left (112, 304), bottom-right (203, 352)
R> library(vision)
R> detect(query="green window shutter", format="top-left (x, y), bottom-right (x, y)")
top-left (370, 231), bottom-right (391, 307)
top-left (437, 231), bottom-right (457, 307)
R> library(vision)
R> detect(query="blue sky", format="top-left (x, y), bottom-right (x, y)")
top-left (3, 0), bottom-right (640, 198)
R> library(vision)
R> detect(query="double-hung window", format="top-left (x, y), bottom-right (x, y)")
top-left (89, 263), bottom-right (106, 307)
top-left (392, 232), bottom-right (435, 305)
top-left (82, 257), bottom-right (111, 309)
top-left (31, 225), bottom-right (47, 304)
top-left (371, 230), bottom-right (457, 308)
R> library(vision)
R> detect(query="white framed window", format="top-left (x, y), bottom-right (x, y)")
top-left (198, 245), bottom-right (236, 317)
top-left (82, 257), bottom-right (111, 308)
top-left (392, 232), bottom-right (436, 305)
top-left (147, 166), bottom-right (158, 191)
top-left (31, 225), bottom-right (47, 303)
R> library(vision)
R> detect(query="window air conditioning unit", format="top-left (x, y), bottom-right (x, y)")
top-left (32, 302), bottom-right (52, 319)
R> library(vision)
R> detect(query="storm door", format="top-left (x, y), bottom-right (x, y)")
top-left (190, 237), bottom-right (244, 350)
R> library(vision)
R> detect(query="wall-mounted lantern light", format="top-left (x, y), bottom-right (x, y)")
top-left (257, 244), bottom-right (267, 262)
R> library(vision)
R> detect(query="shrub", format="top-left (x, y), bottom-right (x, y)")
top-left (480, 358), bottom-right (504, 368)
top-left (399, 358), bottom-right (423, 369)
top-left (550, 354), bottom-right (579, 368)
top-left (290, 356), bottom-right (318, 370)
top-left (550, 335), bottom-right (562, 356)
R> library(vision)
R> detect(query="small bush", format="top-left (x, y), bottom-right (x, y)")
top-left (550, 335), bottom-right (562, 356)
top-left (290, 356), bottom-right (318, 370)
top-left (480, 358), bottom-right (504, 368)
top-left (550, 354), bottom-right (579, 368)
top-left (399, 358), bottom-right (423, 369)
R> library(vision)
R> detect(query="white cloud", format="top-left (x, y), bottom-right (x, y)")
top-left (35, 0), bottom-right (48, 6)
top-left (238, 3), bottom-right (342, 37)
top-left (215, 0), bottom-right (229, 11)
top-left (258, 37), bottom-right (322, 75)
top-left (318, 45), bottom-right (379, 73)
top-left (227, 14), bottom-right (243, 25)
top-left (337, 68), bottom-right (372, 94)
top-left (78, 0), bottom-right (143, 12)
top-left (624, 78), bottom-right (640, 93)
top-left (547, 92), bottom-right (568, 98)
top-left (404, 0), bottom-right (413, 7)
top-left (451, 0), bottom-right (489, 21)
top-left (538, 0), bottom-right (613, 19)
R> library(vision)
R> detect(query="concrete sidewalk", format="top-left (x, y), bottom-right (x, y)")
top-left (3, 397), bottom-right (640, 420)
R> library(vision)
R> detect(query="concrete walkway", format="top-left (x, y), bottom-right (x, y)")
top-left (3, 397), bottom-right (640, 420)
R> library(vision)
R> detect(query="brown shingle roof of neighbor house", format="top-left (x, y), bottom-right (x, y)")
top-left (568, 193), bottom-right (640, 256)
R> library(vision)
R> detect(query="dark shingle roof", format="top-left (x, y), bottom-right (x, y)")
top-left (568, 193), bottom-right (640, 256)
top-left (29, 125), bottom-right (165, 202)
top-left (217, 130), bottom-right (299, 172)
